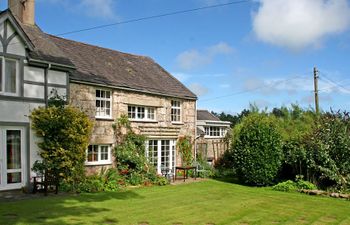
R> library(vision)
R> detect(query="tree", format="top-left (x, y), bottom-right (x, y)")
top-left (30, 106), bottom-right (93, 186)
top-left (232, 113), bottom-right (283, 186)
top-left (305, 111), bottom-right (350, 190)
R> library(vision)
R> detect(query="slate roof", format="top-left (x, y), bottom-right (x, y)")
top-left (197, 110), bottom-right (221, 121)
top-left (11, 10), bottom-right (196, 100)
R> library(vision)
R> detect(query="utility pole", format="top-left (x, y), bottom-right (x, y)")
top-left (313, 67), bottom-right (319, 114)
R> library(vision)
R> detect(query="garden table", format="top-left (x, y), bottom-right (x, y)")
top-left (174, 166), bottom-right (196, 182)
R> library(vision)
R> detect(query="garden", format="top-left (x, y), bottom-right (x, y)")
top-left (15, 100), bottom-right (350, 224)
top-left (1, 180), bottom-right (350, 225)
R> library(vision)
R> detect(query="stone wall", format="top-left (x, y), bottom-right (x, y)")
top-left (70, 83), bottom-right (196, 173)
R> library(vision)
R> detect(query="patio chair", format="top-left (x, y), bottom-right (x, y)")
top-left (32, 170), bottom-right (59, 196)
top-left (193, 161), bottom-right (206, 178)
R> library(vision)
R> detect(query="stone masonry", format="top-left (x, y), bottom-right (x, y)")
top-left (69, 83), bottom-right (196, 173)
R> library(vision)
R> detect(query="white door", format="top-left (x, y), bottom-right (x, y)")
top-left (146, 139), bottom-right (176, 175)
top-left (0, 127), bottom-right (26, 190)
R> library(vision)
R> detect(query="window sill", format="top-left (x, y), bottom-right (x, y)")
top-left (204, 136), bottom-right (225, 139)
top-left (95, 117), bottom-right (114, 121)
top-left (130, 119), bottom-right (158, 123)
top-left (85, 161), bottom-right (112, 166)
top-left (171, 122), bottom-right (184, 125)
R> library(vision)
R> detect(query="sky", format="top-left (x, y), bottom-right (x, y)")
top-left (1, 0), bottom-right (350, 114)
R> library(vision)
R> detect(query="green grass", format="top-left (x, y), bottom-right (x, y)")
top-left (1, 179), bottom-right (350, 225)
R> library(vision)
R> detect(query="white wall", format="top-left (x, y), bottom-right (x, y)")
top-left (7, 35), bottom-right (26, 56)
top-left (0, 100), bottom-right (43, 123)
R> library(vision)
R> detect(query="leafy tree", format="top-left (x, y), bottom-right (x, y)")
top-left (232, 113), bottom-right (283, 186)
top-left (30, 106), bottom-right (93, 187)
top-left (305, 111), bottom-right (350, 190)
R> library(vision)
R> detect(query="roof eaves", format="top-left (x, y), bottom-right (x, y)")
top-left (70, 79), bottom-right (198, 100)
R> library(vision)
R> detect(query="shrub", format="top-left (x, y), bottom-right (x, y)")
top-left (273, 178), bottom-right (316, 192)
top-left (177, 136), bottom-right (193, 166)
top-left (272, 180), bottom-right (297, 192)
top-left (305, 111), bottom-right (350, 190)
top-left (30, 105), bottom-right (93, 188)
top-left (114, 115), bottom-right (169, 186)
top-left (232, 113), bottom-right (283, 186)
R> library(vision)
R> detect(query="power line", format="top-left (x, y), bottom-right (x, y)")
top-left (6, 0), bottom-right (251, 48)
top-left (318, 72), bottom-right (350, 93)
top-left (199, 75), bottom-right (310, 102)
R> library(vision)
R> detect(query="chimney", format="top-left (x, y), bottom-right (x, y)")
top-left (8, 0), bottom-right (35, 25)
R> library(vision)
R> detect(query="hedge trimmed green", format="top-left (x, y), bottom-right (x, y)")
top-left (232, 113), bottom-right (283, 186)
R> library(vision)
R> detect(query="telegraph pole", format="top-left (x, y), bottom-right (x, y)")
top-left (313, 67), bottom-right (319, 114)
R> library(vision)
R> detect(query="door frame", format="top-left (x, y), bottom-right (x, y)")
top-left (0, 123), bottom-right (29, 191)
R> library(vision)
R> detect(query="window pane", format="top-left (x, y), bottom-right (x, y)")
top-left (5, 59), bottom-right (16, 93)
top-left (87, 145), bottom-right (98, 162)
top-left (7, 130), bottom-right (21, 170)
top-left (7, 172), bottom-right (21, 184)
top-left (96, 90), bottom-right (100, 97)
top-left (101, 90), bottom-right (105, 98)
top-left (106, 91), bottom-right (110, 98)
top-left (100, 146), bottom-right (109, 161)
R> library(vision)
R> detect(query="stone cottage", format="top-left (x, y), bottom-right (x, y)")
top-left (196, 110), bottom-right (230, 164)
top-left (0, 0), bottom-right (196, 191)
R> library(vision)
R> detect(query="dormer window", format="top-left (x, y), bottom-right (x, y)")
top-left (0, 57), bottom-right (19, 96)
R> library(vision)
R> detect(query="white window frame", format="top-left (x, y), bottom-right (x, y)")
top-left (95, 89), bottom-right (112, 119)
top-left (204, 126), bottom-right (227, 138)
top-left (128, 105), bottom-right (156, 122)
top-left (85, 144), bottom-right (112, 166)
top-left (0, 57), bottom-right (19, 96)
top-left (145, 139), bottom-right (176, 175)
top-left (171, 100), bottom-right (182, 123)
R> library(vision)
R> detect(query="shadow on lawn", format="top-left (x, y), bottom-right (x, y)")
top-left (0, 190), bottom-right (142, 225)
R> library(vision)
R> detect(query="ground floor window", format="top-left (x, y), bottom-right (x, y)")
top-left (146, 139), bottom-right (176, 175)
top-left (86, 144), bottom-right (112, 165)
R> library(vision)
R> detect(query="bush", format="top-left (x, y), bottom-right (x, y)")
top-left (273, 180), bottom-right (316, 192)
top-left (60, 168), bottom-right (123, 193)
top-left (30, 105), bottom-right (93, 188)
top-left (272, 180), bottom-right (297, 192)
top-left (305, 111), bottom-right (350, 190)
top-left (114, 116), bottom-right (170, 186)
top-left (232, 113), bottom-right (283, 186)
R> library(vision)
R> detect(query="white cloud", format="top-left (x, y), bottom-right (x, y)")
top-left (172, 72), bottom-right (191, 82)
top-left (252, 0), bottom-right (350, 50)
top-left (176, 42), bottom-right (234, 70)
top-left (79, 0), bottom-right (116, 19)
top-left (189, 83), bottom-right (209, 96)
top-left (40, 0), bottom-right (116, 19)
top-left (243, 76), bottom-right (350, 96)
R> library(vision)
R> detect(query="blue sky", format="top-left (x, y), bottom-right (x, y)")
top-left (2, 0), bottom-right (350, 114)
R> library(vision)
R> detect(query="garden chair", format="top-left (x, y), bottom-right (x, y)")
top-left (32, 170), bottom-right (59, 196)
top-left (193, 161), bottom-right (206, 178)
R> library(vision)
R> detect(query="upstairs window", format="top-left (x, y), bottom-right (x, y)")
top-left (205, 126), bottom-right (227, 137)
top-left (86, 145), bottom-right (112, 165)
top-left (171, 100), bottom-right (181, 122)
top-left (128, 105), bottom-right (156, 121)
top-left (0, 57), bottom-right (18, 95)
top-left (96, 89), bottom-right (112, 119)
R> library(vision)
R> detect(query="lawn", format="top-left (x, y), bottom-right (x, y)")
top-left (1, 179), bottom-right (350, 225)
